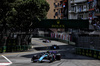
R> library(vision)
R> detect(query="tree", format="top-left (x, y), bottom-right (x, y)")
top-left (14, 0), bottom-right (50, 30)
top-left (0, 0), bottom-right (17, 46)
top-left (0, 0), bottom-right (50, 46)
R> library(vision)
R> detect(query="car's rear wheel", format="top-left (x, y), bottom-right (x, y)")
top-left (49, 57), bottom-right (54, 63)
top-left (56, 53), bottom-right (61, 60)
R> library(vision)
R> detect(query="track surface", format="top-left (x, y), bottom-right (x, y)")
top-left (0, 38), bottom-right (100, 66)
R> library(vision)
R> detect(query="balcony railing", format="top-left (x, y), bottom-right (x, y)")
top-left (74, 0), bottom-right (87, 3)
top-left (88, 0), bottom-right (93, 2)
top-left (61, 13), bottom-right (64, 16)
top-left (70, 1), bottom-right (74, 4)
top-left (69, 10), bottom-right (76, 13)
top-left (54, 0), bottom-right (62, 2)
top-left (95, 11), bottom-right (100, 16)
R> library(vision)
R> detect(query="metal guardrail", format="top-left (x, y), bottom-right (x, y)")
top-left (75, 47), bottom-right (100, 59)
top-left (0, 45), bottom-right (31, 53)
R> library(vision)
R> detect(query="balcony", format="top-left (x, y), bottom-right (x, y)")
top-left (74, 0), bottom-right (87, 4)
top-left (54, 0), bottom-right (63, 2)
top-left (76, 9), bottom-right (88, 13)
top-left (55, 4), bottom-right (63, 9)
top-left (63, 0), bottom-right (67, 2)
top-left (89, 8), bottom-right (94, 11)
top-left (83, 9), bottom-right (87, 12)
top-left (69, 10), bottom-right (76, 13)
top-left (70, 0), bottom-right (74, 4)
top-left (61, 13), bottom-right (64, 16)
top-left (95, 12), bottom-right (100, 16)
top-left (88, 0), bottom-right (93, 2)
top-left (70, 1), bottom-right (74, 3)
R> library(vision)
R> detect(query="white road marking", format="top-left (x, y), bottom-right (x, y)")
top-left (0, 55), bottom-right (12, 66)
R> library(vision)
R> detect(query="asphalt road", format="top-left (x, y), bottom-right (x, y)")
top-left (0, 38), bottom-right (100, 66)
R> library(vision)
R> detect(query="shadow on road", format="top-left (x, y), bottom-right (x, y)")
top-left (21, 45), bottom-right (96, 60)
top-left (34, 45), bottom-right (74, 51)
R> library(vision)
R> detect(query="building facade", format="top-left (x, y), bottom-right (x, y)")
top-left (94, 0), bottom-right (100, 20)
top-left (46, 0), bottom-right (55, 19)
top-left (69, 0), bottom-right (89, 19)
top-left (88, 0), bottom-right (98, 24)
top-left (46, 0), bottom-right (68, 19)
top-left (87, 0), bottom-right (100, 30)
top-left (46, 0), bottom-right (68, 32)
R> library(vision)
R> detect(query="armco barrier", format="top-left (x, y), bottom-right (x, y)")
top-left (6, 46), bottom-right (16, 52)
top-left (34, 36), bottom-right (75, 45)
top-left (0, 46), bottom-right (6, 53)
top-left (0, 45), bottom-right (31, 53)
top-left (75, 47), bottom-right (100, 59)
top-left (98, 51), bottom-right (100, 59)
top-left (76, 47), bottom-right (82, 55)
top-left (93, 50), bottom-right (98, 59)
top-left (85, 49), bottom-right (89, 56)
top-left (21, 45), bottom-right (25, 51)
top-left (21, 45), bottom-right (31, 51)
top-left (82, 48), bottom-right (85, 55)
top-left (12, 45), bottom-right (16, 52)
top-left (6, 46), bottom-right (11, 52)
top-left (26, 45), bottom-right (28, 50)
top-left (16, 45), bottom-right (21, 51)
top-left (28, 45), bottom-right (31, 49)
top-left (88, 49), bottom-right (93, 57)
top-left (0, 47), bottom-right (2, 53)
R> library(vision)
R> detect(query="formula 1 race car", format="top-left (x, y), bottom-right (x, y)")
top-left (42, 39), bottom-right (51, 43)
top-left (50, 45), bottom-right (59, 50)
top-left (31, 51), bottom-right (61, 63)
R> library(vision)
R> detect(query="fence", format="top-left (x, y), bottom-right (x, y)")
top-left (0, 33), bottom-right (32, 53)
top-left (76, 47), bottom-right (100, 59)
top-left (76, 34), bottom-right (100, 50)
top-left (50, 33), bottom-right (71, 41)
top-left (76, 34), bottom-right (100, 59)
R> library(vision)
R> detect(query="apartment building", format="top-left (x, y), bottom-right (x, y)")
top-left (94, 0), bottom-right (100, 20)
top-left (46, 0), bottom-right (68, 32)
top-left (87, 0), bottom-right (98, 24)
top-left (69, 0), bottom-right (89, 19)
top-left (46, 0), bottom-right (55, 19)
top-left (46, 0), bottom-right (68, 19)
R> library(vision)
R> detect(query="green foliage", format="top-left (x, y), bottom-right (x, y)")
top-left (0, 0), bottom-right (50, 29)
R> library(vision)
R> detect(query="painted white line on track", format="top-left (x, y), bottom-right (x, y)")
top-left (0, 55), bottom-right (12, 66)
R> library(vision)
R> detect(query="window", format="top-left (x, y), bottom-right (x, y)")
top-left (89, 2), bottom-right (93, 9)
top-left (54, 9), bottom-right (55, 12)
top-left (55, 12), bottom-right (58, 16)
top-left (54, 3), bottom-right (57, 8)
top-left (78, 14), bottom-right (83, 19)
top-left (58, 9), bottom-right (60, 15)
top-left (58, 3), bottom-right (59, 6)
top-left (54, 16), bottom-right (55, 18)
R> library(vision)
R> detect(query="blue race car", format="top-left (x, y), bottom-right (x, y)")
top-left (31, 51), bottom-right (61, 63)
top-left (50, 45), bottom-right (59, 50)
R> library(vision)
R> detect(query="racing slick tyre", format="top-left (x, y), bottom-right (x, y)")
top-left (49, 55), bottom-right (54, 63)
top-left (49, 57), bottom-right (54, 63)
top-left (56, 53), bottom-right (61, 60)
top-left (43, 41), bottom-right (46, 43)
top-left (31, 55), bottom-right (39, 62)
